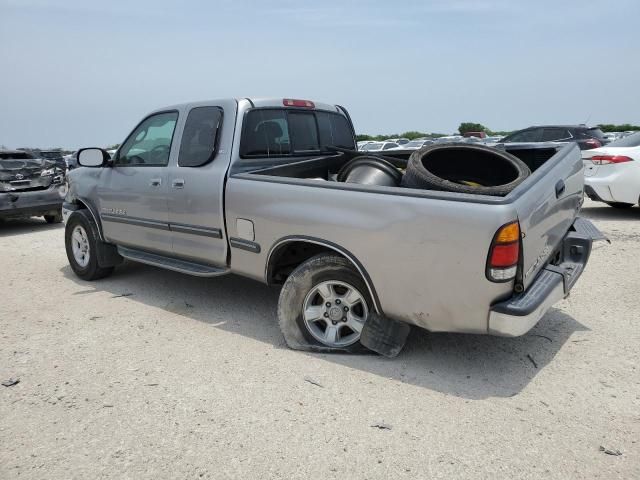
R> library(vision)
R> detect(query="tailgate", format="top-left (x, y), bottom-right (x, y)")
top-left (510, 144), bottom-right (585, 289)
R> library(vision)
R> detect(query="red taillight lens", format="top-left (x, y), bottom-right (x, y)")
top-left (487, 221), bottom-right (520, 282)
top-left (490, 242), bottom-right (519, 267)
top-left (585, 138), bottom-right (602, 149)
top-left (283, 99), bottom-right (315, 108)
top-left (591, 155), bottom-right (633, 165)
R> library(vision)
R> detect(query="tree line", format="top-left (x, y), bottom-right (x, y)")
top-left (357, 122), bottom-right (640, 141)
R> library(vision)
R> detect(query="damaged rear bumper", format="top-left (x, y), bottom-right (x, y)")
top-left (488, 217), bottom-right (605, 337)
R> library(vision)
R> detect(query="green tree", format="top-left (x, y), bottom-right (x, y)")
top-left (458, 122), bottom-right (489, 135)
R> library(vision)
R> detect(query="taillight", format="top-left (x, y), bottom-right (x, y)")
top-left (283, 99), bottom-right (315, 108)
top-left (487, 221), bottom-right (520, 282)
top-left (585, 138), bottom-right (602, 149)
top-left (591, 155), bottom-right (633, 165)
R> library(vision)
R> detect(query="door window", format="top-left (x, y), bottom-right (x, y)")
top-left (117, 112), bottom-right (178, 166)
top-left (178, 107), bottom-right (223, 167)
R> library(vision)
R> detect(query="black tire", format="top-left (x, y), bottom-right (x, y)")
top-left (277, 254), bottom-right (372, 353)
top-left (401, 143), bottom-right (531, 196)
top-left (65, 210), bottom-right (114, 281)
top-left (44, 210), bottom-right (63, 224)
top-left (605, 202), bottom-right (634, 209)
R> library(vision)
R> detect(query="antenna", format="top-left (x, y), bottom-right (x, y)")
top-left (582, 113), bottom-right (592, 126)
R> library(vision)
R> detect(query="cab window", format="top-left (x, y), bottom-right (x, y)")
top-left (117, 112), bottom-right (178, 166)
top-left (178, 107), bottom-right (223, 167)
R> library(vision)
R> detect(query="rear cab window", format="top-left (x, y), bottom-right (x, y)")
top-left (178, 106), bottom-right (223, 167)
top-left (240, 108), bottom-right (355, 159)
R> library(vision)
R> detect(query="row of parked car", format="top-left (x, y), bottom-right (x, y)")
top-left (359, 125), bottom-right (640, 153)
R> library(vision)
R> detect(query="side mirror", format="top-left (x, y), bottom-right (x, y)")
top-left (77, 148), bottom-right (109, 167)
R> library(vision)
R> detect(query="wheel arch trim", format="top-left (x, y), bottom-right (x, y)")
top-left (73, 197), bottom-right (105, 241)
top-left (265, 235), bottom-right (382, 314)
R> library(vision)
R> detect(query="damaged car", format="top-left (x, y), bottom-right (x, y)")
top-left (0, 150), bottom-right (65, 223)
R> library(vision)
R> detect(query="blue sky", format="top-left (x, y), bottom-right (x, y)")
top-left (1, 0), bottom-right (639, 148)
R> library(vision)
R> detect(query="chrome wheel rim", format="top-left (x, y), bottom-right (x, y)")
top-left (71, 226), bottom-right (90, 268)
top-left (302, 280), bottom-right (369, 347)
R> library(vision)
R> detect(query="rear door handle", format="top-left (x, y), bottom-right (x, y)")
top-left (172, 179), bottom-right (185, 189)
top-left (149, 178), bottom-right (162, 187)
top-left (555, 180), bottom-right (566, 198)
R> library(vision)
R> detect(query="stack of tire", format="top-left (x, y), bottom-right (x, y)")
top-left (401, 143), bottom-right (531, 196)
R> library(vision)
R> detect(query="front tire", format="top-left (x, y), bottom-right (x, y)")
top-left (277, 254), bottom-right (372, 353)
top-left (65, 210), bottom-right (114, 281)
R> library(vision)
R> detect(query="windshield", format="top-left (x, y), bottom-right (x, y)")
top-left (606, 132), bottom-right (640, 148)
top-left (405, 141), bottom-right (423, 148)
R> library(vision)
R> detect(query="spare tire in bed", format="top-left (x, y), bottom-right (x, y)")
top-left (401, 143), bottom-right (531, 196)
top-left (337, 156), bottom-right (403, 187)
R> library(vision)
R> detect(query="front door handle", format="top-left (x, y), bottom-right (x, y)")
top-left (555, 180), bottom-right (566, 198)
top-left (149, 178), bottom-right (162, 187)
top-left (172, 179), bottom-right (185, 189)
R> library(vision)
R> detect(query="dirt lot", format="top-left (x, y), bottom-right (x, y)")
top-left (1, 198), bottom-right (638, 479)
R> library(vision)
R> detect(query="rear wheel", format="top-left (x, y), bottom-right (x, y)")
top-left (65, 210), bottom-right (114, 281)
top-left (277, 254), bottom-right (371, 353)
top-left (605, 202), bottom-right (634, 209)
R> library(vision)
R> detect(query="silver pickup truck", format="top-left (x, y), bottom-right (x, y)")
top-left (63, 97), bottom-right (604, 355)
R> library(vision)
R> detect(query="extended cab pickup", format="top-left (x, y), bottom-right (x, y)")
top-left (63, 98), bottom-right (604, 354)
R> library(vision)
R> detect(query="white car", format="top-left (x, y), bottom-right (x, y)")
top-left (583, 132), bottom-right (640, 208)
top-left (359, 141), bottom-right (400, 152)
top-left (401, 139), bottom-right (434, 150)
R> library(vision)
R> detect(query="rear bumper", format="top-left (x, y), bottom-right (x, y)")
top-left (0, 187), bottom-right (64, 218)
top-left (488, 217), bottom-right (604, 337)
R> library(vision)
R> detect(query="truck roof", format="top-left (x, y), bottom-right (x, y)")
top-left (151, 98), bottom-right (342, 114)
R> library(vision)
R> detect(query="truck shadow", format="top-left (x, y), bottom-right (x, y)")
top-left (581, 204), bottom-right (640, 222)
top-left (60, 261), bottom-right (588, 400)
top-left (0, 217), bottom-right (64, 237)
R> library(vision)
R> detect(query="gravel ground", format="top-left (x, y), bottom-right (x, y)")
top-left (1, 198), bottom-right (638, 479)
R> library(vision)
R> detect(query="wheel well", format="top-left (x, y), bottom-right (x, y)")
top-left (266, 239), bottom-right (382, 314)
top-left (72, 198), bottom-right (104, 241)
top-left (267, 241), bottom-right (336, 284)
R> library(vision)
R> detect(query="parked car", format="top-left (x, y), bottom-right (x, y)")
top-left (0, 149), bottom-right (65, 222)
top-left (360, 141), bottom-right (400, 152)
top-left (396, 138), bottom-right (410, 145)
top-left (501, 125), bottom-right (608, 150)
top-left (463, 131), bottom-right (487, 139)
top-left (63, 97), bottom-right (602, 356)
top-left (38, 150), bottom-right (68, 171)
top-left (582, 132), bottom-right (640, 208)
top-left (401, 139), bottom-right (434, 150)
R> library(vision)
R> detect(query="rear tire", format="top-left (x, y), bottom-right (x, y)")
top-left (65, 210), bottom-right (114, 281)
top-left (277, 254), bottom-right (372, 353)
top-left (605, 202), bottom-right (634, 209)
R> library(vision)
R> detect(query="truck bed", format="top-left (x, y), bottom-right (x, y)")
top-left (237, 144), bottom-right (571, 204)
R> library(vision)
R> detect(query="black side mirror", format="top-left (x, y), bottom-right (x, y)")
top-left (77, 148), bottom-right (110, 167)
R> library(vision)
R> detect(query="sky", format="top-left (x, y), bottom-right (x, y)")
top-left (1, 0), bottom-right (639, 148)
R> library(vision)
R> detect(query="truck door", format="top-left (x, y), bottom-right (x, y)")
top-left (167, 101), bottom-right (236, 267)
top-left (98, 111), bottom-right (178, 255)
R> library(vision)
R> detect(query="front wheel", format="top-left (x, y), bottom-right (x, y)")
top-left (65, 210), bottom-right (114, 281)
top-left (277, 254), bottom-right (372, 353)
